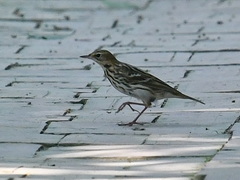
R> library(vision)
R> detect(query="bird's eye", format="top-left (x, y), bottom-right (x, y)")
top-left (95, 53), bottom-right (101, 58)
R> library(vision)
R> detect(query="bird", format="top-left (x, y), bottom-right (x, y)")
top-left (80, 49), bottom-right (205, 126)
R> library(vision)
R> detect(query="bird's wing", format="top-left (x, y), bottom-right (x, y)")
top-left (114, 62), bottom-right (204, 104)
top-left (118, 63), bottom-right (179, 93)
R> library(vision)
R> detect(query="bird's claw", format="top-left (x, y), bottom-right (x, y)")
top-left (116, 103), bottom-right (125, 113)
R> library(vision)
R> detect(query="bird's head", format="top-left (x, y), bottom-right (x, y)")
top-left (80, 50), bottom-right (118, 68)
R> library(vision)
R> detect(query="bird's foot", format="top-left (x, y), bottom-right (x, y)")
top-left (116, 103), bottom-right (126, 113)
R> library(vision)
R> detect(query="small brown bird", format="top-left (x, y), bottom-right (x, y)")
top-left (80, 50), bottom-right (204, 126)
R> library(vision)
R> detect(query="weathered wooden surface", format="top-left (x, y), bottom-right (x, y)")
top-left (0, 0), bottom-right (240, 179)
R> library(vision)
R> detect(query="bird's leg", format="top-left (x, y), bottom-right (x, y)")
top-left (118, 106), bottom-right (148, 126)
top-left (116, 101), bottom-right (145, 113)
top-left (127, 104), bottom-right (140, 113)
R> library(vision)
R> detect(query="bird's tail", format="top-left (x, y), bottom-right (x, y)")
top-left (181, 93), bottom-right (205, 105)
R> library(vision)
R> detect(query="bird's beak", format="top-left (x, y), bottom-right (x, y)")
top-left (80, 54), bottom-right (90, 59)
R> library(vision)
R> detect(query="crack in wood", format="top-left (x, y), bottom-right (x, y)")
top-left (0, 96), bottom-right (34, 99)
top-left (187, 52), bottom-right (195, 62)
top-left (191, 38), bottom-right (211, 47)
top-left (13, 8), bottom-right (24, 18)
top-left (137, 15), bottom-right (143, 24)
top-left (206, 90), bottom-right (240, 93)
top-left (40, 116), bottom-right (77, 134)
top-left (34, 143), bottom-right (61, 157)
top-left (115, 49), bottom-right (240, 55)
top-left (34, 20), bottom-right (42, 29)
top-left (60, 64), bottom-right (92, 71)
top-left (102, 34), bottom-right (111, 41)
top-left (169, 52), bottom-right (176, 62)
top-left (73, 92), bottom-right (81, 98)
top-left (15, 45), bottom-right (28, 54)
top-left (69, 98), bottom-right (88, 105)
top-left (110, 41), bottom-right (121, 47)
top-left (5, 80), bottom-right (68, 87)
top-left (224, 115), bottom-right (240, 134)
top-left (139, 63), bottom-right (240, 68)
top-left (183, 70), bottom-right (192, 78)
top-left (63, 109), bottom-right (72, 116)
top-left (160, 99), bottom-right (168, 108)
top-left (111, 19), bottom-right (118, 28)
top-left (151, 114), bottom-right (162, 123)
top-left (197, 26), bottom-right (205, 33)
top-left (42, 91), bottom-right (50, 98)
top-left (40, 121), bottom-right (51, 134)
top-left (5, 62), bottom-right (49, 70)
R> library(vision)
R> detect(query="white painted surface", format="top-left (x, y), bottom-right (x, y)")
top-left (0, 0), bottom-right (240, 179)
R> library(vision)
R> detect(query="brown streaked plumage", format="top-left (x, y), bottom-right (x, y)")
top-left (80, 49), bottom-right (204, 126)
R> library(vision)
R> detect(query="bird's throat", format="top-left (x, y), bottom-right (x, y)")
top-left (103, 64), bottom-right (112, 69)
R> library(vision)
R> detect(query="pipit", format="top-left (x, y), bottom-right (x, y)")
top-left (80, 50), bottom-right (204, 126)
